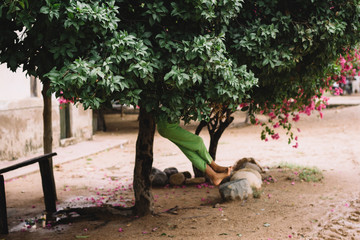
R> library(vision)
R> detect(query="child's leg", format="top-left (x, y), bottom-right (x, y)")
top-left (176, 145), bottom-right (207, 172)
top-left (157, 120), bottom-right (212, 167)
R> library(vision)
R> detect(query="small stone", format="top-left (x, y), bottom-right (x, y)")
top-left (169, 173), bottom-right (186, 186)
top-left (150, 167), bottom-right (168, 187)
top-left (213, 203), bottom-right (221, 208)
top-left (219, 179), bottom-right (252, 201)
top-left (164, 167), bottom-right (179, 178)
top-left (181, 171), bottom-right (192, 179)
top-left (185, 177), bottom-right (206, 185)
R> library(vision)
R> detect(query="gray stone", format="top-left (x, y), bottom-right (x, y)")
top-left (150, 167), bottom-right (168, 187)
top-left (169, 172), bottom-right (186, 186)
top-left (230, 168), bottom-right (262, 189)
top-left (164, 167), bottom-right (179, 178)
top-left (219, 179), bottom-right (252, 201)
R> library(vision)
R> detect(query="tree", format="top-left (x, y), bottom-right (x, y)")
top-left (1, 0), bottom-right (360, 217)
top-left (47, 1), bottom-right (257, 215)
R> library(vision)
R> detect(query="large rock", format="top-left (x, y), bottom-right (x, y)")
top-left (233, 157), bottom-right (264, 173)
top-left (169, 172), bottom-right (186, 186)
top-left (150, 167), bottom-right (168, 187)
top-left (219, 179), bottom-right (252, 201)
top-left (164, 167), bottom-right (179, 178)
top-left (230, 168), bottom-right (262, 189)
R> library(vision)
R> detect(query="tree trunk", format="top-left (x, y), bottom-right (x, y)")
top-left (41, 80), bottom-right (57, 203)
top-left (193, 108), bottom-right (234, 177)
top-left (95, 108), bottom-right (107, 132)
top-left (133, 107), bottom-right (155, 216)
top-left (42, 80), bottom-right (53, 154)
top-left (207, 111), bottom-right (234, 159)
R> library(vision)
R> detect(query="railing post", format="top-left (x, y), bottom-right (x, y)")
top-left (0, 175), bottom-right (8, 234)
top-left (38, 156), bottom-right (57, 214)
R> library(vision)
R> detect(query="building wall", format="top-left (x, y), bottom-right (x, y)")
top-left (0, 64), bottom-right (93, 161)
top-left (69, 103), bottom-right (93, 141)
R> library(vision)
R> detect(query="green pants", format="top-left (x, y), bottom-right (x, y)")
top-left (157, 119), bottom-right (212, 172)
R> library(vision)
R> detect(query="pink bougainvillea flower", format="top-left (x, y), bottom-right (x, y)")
top-left (118, 227), bottom-right (123, 232)
top-left (271, 133), bottom-right (280, 140)
top-left (268, 112), bottom-right (276, 119)
top-left (291, 182), bottom-right (295, 185)
top-left (292, 114), bottom-right (300, 122)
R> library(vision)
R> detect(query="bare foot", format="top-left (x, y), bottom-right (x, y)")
top-left (206, 165), bottom-right (231, 186)
top-left (210, 161), bottom-right (231, 173)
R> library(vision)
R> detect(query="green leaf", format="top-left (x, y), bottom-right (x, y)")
top-left (40, 6), bottom-right (49, 14)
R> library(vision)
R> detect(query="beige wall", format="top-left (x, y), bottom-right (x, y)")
top-left (0, 98), bottom-right (60, 160)
top-left (0, 64), bottom-right (93, 161)
top-left (69, 103), bottom-right (93, 141)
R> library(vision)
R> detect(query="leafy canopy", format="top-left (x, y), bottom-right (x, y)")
top-left (1, 0), bottom-right (360, 127)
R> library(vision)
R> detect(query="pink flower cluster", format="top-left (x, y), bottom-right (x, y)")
top-left (242, 87), bottom-right (329, 148)
top-left (329, 47), bottom-right (360, 95)
top-left (57, 91), bottom-right (74, 109)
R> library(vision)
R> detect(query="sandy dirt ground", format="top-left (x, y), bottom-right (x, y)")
top-left (1, 96), bottom-right (360, 240)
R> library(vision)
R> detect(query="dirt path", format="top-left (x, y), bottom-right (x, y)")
top-left (2, 99), bottom-right (360, 240)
